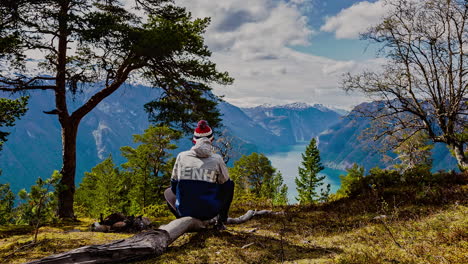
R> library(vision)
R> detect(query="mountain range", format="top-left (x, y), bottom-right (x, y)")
top-left (0, 84), bottom-right (343, 193)
top-left (0, 83), bottom-right (458, 194)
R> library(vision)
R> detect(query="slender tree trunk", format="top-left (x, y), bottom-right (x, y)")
top-left (451, 143), bottom-right (468, 171)
top-left (58, 121), bottom-right (79, 219)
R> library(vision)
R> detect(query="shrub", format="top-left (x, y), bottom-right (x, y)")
top-left (142, 204), bottom-right (172, 218)
top-left (15, 171), bottom-right (60, 226)
top-left (336, 164), bottom-right (365, 198)
top-left (0, 183), bottom-right (15, 224)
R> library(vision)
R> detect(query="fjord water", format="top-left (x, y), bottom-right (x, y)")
top-left (266, 144), bottom-right (345, 203)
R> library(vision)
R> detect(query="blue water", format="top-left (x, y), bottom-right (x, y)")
top-left (266, 144), bottom-right (345, 204)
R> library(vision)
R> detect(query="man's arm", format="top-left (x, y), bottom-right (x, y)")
top-left (171, 154), bottom-right (181, 194)
top-left (218, 156), bottom-right (230, 184)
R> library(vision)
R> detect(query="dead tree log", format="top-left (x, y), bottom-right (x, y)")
top-left (26, 210), bottom-right (277, 264)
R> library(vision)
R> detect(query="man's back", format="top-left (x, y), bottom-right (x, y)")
top-left (171, 138), bottom-right (229, 220)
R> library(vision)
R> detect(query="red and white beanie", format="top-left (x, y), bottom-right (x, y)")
top-left (193, 120), bottom-right (214, 142)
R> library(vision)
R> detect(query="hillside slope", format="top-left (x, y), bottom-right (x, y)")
top-left (0, 88), bottom-right (344, 193)
top-left (318, 102), bottom-right (458, 171)
top-left (2, 175), bottom-right (466, 264)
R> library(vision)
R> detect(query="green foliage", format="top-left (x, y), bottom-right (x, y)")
top-left (0, 0), bottom-right (233, 218)
top-left (0, 183), bottom-right (15, 224)
top-left (15, 171), bottom-right (61, 232)
top-left (0, 1), bottom-right (233, 92)
top-left (75, 155), bottom-right (126, 218)
top-left (0, 96), bottom-right (28, 151)
top-left (229, 153), bottom-right (288, 206)
top-left (145, 90), bottom-right (223, 135)
top-left (76, 125), bottom-right (180, 217)
top-left (141, 204), bottom-right (172, 218)
top-left (121, 125), bottom-right (181, 214)
top-left (319, 183), bottom-right (331, 203)
top-left (335, 164), bottom-right (467, 200)
top-left (295, 138), bottom-right (325, 204)
top-left (336, 164), bottom-right (365, 198)
top-left (271, 172), bottom-right (288, 206)
top-left (366, 167), bottom-right (401, 191)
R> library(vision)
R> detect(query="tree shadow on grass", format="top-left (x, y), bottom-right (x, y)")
top-left (0, 225), bottom-right (34, 238)
top-left (0, 237), bottom-right (91, 264)
top-left (142, 229), bottom-right (343, 264)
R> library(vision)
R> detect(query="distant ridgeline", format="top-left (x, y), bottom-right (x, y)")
top-left (318, 101), bottom-right (458, 172)
top-left (0, 84), bottom-right (458, 194)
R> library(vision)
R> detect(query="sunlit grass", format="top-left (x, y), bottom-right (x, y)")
top-left (0, 218), bottom-right (131, 264)
top-left (1, 184), bottom-right (467, 264)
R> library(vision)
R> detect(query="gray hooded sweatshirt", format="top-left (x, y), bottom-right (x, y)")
top-left (170, 138), bottom-right (230, 219)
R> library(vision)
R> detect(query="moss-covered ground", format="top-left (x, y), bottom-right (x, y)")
top-left (1, 185), bottom-right (467, 264)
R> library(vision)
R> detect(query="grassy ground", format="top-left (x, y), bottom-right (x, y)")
top-left (1, 184), bottom-right (467, 264)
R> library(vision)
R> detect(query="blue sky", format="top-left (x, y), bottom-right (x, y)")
top-left (292, 0), bottom-right (380, 61)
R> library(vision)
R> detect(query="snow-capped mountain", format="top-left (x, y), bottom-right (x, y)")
top-left (241, 102), bottom-right (343, 143)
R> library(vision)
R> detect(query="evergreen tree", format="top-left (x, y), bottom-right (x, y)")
top-left (0, 0), bottom-right (232, 218)
top-left (295, 138), bottom-right (325, 204)
top-left (17, 171), bottom-right (61, 242)
top-left (0, 183), bottom-right (15, 224)
top-left (75, 155), bottom-right (124, 217)
top-left (121, 125), bottom-right (181, 214)
top-left (0, 96), bottom-right (28, 151)
top-left (272, 172), bottom-right (288, 206)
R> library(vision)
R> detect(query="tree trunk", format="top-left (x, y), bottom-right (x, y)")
top-left (26, 210), bottom-right (277, 264)
top-left (57, 121), bottom-right (79, 219)
top-left (451, 143), bottom-right (468, 171)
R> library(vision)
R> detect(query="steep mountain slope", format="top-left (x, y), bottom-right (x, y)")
top-left (318, 102), bottom-right (458, 171)
top-left (241, 103), bottom-right (343, 146)
top-left (0, 85), bottom-right (160, 193)
top-left (1, 84), bottom-right (345, 193)
top-left (217, 102), bottom-right (280, 153)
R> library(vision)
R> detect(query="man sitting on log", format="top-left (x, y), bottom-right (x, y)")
top-left (164, 120), bottom-right (234, 230)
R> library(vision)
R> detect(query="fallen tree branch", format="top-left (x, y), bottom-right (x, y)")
top-left (26, 210), bottom-right (278, 264)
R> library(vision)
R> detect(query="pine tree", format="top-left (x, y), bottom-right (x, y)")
top-left (0, 96), bottom-right (28, 151)
top-left (295, 138), bottom-right (325, 204)
top-left (17, 171), bottom-right (61, 242)
top-left (0, 0), bottom-right (233, 218)
top-left (75, 155), bottom-right (125, 217)
top-left (120, 125), bottom-right (181, 214)
top-left (272, 172), bottom-right (288, 206)
top-left (0, 183), bottom-right (15, 224)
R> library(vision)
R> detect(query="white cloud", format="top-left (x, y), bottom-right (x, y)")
top-left (10, 0), bottom-right (379, 110)
top-left (212, 49), bottom-right (383, 109)
top-left (320, 0), bottom-right (390, 39)
top-left (176, 0), bottom-right (312, 56)
top-left (170, 0), bottom-right (378, 109)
